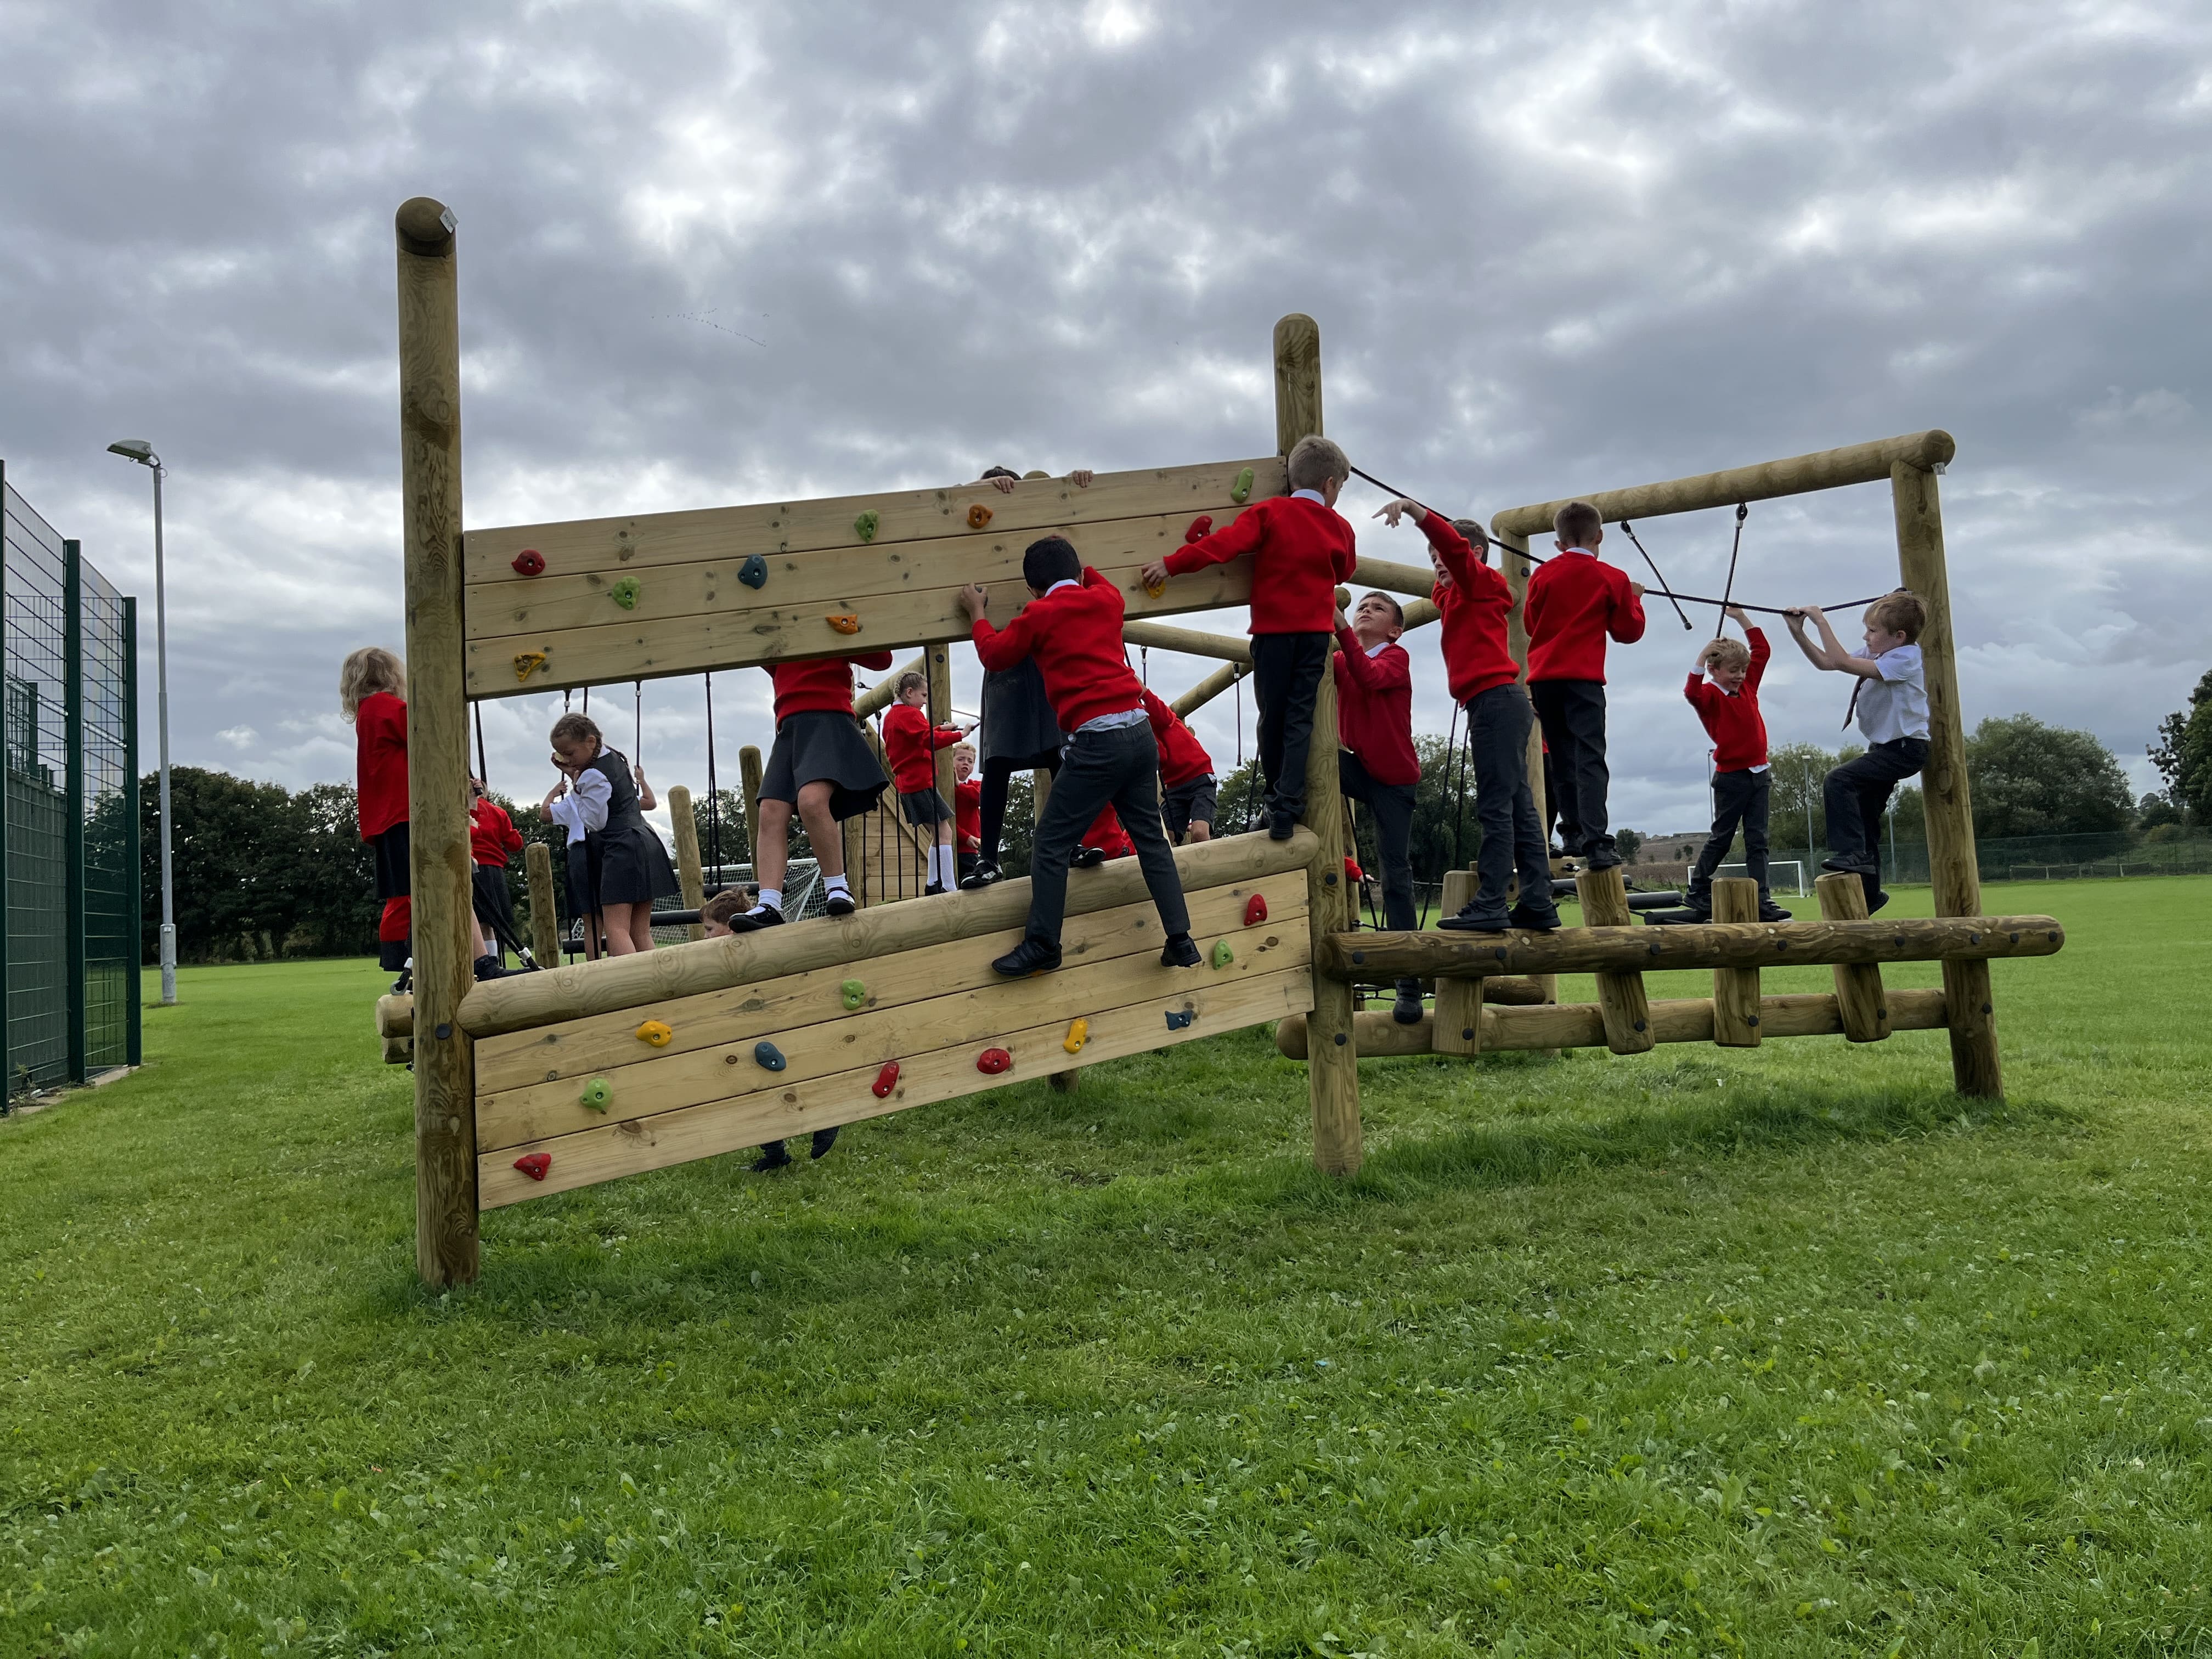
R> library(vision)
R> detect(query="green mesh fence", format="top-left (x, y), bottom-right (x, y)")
top-left (2, 466), bottom-right (139, 1102)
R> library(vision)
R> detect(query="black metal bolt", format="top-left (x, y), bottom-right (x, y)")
top-left (435, 1023), bottom-right (452, 1041)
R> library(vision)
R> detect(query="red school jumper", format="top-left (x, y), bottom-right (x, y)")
top-left (767, 652), bottom-right (896, 724)
top-left (955, 777), bottom-right (981, 850)
top-left (969, 569), bottom-right (1145, 731)
top-left (1139, 689), bottom-right (1214, 788)
top-left (1523, 550), bottom-right (1646, 683)
top-left (1161, 495), bottom-right (1358, 634)
top-left (1083, 806), bottom-right (1136, 860)
top-left (1423, 516), bottom-right (1520, 707)
top-left (469, 797), bottom-right (525, 867)
top-left (1332, 628), bottom-right (1419, 787)
top-left (1683, 628), bottom-right (1772, 771)
top-left (882, 702), bottom-right (963, 793)
top-left (356, 691), bottom-right (409, 840)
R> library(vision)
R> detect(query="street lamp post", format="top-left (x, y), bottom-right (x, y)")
top-left (106, 439), bottom-right (176, 1006)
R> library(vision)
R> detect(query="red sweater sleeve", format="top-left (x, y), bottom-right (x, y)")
top-left (1333, 626), bottom-right (1409, 695)
top-left (500, 807), bottom-right (523, 855)
top-left (970, 612), bottom-right (1036, 673)
top-left (1609, 567), bottom-right (1647, 644)
top-left (854, 650), bottom-right (895, 673)
top-left (1420, 512), bottom-right (1479, 592)
top-left (1743, 628), bottom-right (1770, 694)
top-left (1162, 503), bottom-right (1267, 576)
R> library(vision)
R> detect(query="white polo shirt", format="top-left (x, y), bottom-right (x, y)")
top-left (1855, 643), bottom-right (1929, 744)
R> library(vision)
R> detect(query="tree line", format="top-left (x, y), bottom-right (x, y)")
top-left (139, 698), bottom-right (2195, 962)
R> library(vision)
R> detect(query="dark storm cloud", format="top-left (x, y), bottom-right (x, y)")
top-left (3, 0), bottom-right (2207, 838)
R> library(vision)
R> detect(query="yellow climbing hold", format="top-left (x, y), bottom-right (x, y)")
top-left (513, 650), bottom-right (548, 684)
top-left (1063, 1017), bottom-right (1088, 1055)
top-left (967, 503), bottom-right (994, 530)
top-left (635, 1019), bottom-right (673, 1047)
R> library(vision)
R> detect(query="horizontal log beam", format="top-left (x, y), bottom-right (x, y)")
top-left (853, 653), bottom-right (928, 721)
top-left (460, 826), bottom-right (1321, 1036)
top-left (1318, 914), bottom-right (2062, 980)
top-left (1349, 556), bottom-right (1439, 598)
top-left (1490, 429), bottom-right (1956, 539)
top-left (1166, 596), bottom-right (1438, 719)
top-left (1122, 619), bottom-right (1251, 665)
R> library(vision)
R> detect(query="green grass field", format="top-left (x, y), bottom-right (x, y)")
top-left (4, 877), bottom-right (2209, 1656)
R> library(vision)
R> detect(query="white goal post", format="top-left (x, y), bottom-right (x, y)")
top-left (1719, 859), bottom-right (1806, 896)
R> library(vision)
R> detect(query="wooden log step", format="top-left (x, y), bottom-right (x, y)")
top-left (376, 993), bottom-right (413, 1040)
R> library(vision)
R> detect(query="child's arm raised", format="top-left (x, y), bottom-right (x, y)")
top-left (1784, 606), bottom-right (1881, 678)
top-left (1141, 505), bottom-right (1266, 591)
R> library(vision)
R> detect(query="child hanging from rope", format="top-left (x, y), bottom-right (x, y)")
top-left (544, 713), bottom-right (681, 956)
top-left (1375, 503), bottom-right (1561, 935)
top-left (1330, 588), bottom-right (1427, 1021)
top-left (1525, 499), bottom-right (1646, 869)
top-left (960, 537), bottom-right (1200, 977)
top-left (883, 669), bottom-right (970, 895)
top-left (730, 648), bottom-right (895, 929)
top-left (1141, 436), bottom-right (1358, 839)
top-left (952, 743), bottom-right (983, 884)
top-left (1141, 687), bottom-right (1217, 845)
top-left (1681, 610), bottom-right (1792, 922)
top-left (341, 646), bottom-right (413, 979)
top-left (1784, 591), bottom-right (1928, 915)
top-left (960, 464), bottom-right (1092, 888)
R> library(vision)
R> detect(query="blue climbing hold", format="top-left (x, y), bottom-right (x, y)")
top-left (754, 1040), bottom-right (787, 1072)
top-left (738, 553), bottom-right (768, 589)
top-left (1164, 1008), bottom-right (1195, 1031)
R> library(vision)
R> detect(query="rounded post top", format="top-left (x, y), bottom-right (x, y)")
top-left (1915, 428), bottom-right (1957, 470)
top-left (395, 197), bottom-right (456, 256)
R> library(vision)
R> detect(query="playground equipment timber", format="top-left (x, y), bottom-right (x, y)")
top-left (388, 196), bottom-right (2061, 1289)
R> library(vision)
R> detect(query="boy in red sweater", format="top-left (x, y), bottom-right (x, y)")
top-left (1141, 436), bottom-right (1358, 839)
top-left (1683, 610), bottom-right (1791, 921)
top-left (1523, 499), bottom-right (1646, 868)
top-left (960, 537), bottom-right (1200, 977)
top-left (729, 648), bottom-right (894, 929)
top-left (952, 743), bottom-right (983, 883)
top-left (341, 646), bottom-right (413, 976)
top-left (1140, 687), bottom-right (1217, 845)
top-left (1331, 588), bottom-right (1426, 1020)
top-left (1376, 501), bottom-right (1561, 934)
top-left (467, 778), bottom-right (530, 966)
top-left (882, 670), bottom-right (970, 895)
top-left (1075, 805), bottom-right (1137, 862)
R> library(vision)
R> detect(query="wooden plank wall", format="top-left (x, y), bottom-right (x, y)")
top-left (475, 865), bottom-right (1312, 1207)
top-left (464, 457), bottom-right (1287, 698)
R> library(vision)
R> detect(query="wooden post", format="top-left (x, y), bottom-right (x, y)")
top-left (1710, 876), bottom-right (1762, 1046)
top-left (1577, 867), bottom-right (1654, 1054)
top-left (1032, 765), bottom-right (1052, 820)
top-left (526, 840), bottom-right (559, 966)
top-left (668, 784), bottom-right (706, 941)
top-left (1892, 459), bottom-right (1999, 1097)
top-left (1431, 870), bottom-right (1480, 1055)
top-left (1815, 875), bottom-right (1889, 1042)
top-left (738, 744), bottom-right (764, 878)
top-left (928, 640), bottom-right (957, 820)
top-left (394, 195), bottom-right (478, 1288)
top-left (1273, 313), bottom-right (1323, 454)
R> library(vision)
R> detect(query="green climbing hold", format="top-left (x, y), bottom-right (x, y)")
top-left (754, 1040), bottom-right (787, 1072)
top-left (738, 553), bottom-right (768, 589)
top-left (610, 575), bottom-right (642, 610)
top-left (854, 510), bottom-right (879, 543)
top-left (1231, 467), bottom-right (1254, 504)
top-left (840, 979), bottom-right (867, 1011)
top-left (1211, 938), bottom-right (1234, 969)
top-left (579, 1077), bottom-right (612, 1111)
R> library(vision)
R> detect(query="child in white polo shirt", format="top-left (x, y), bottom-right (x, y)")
top-left (1783, 590), bottom-right (1929, 915)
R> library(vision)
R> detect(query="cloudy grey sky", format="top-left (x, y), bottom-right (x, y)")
top-left (5, 0), bottom-right (2208, 847)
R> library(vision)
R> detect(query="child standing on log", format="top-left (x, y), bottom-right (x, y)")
top-left (1524, 499), bottom-right (1646, 868)
top-left (1330, 588), bottom-right (1427, 1020)
top-left (341, 647), bottom-right (413, 977)
top-left (728, 650), bottom-right (896, 929)
top-left (1784, 591), bottom-right (1929, 916)
top-left (1377, 503), bottom-right (1561, 935)
top-left (960, 537), bottom-right (1200, 977)
top-left (1141, 436), bottom-right (1358, 839)
top-left (1682, 610), bottom-right (1792, 922)
top-left (1141, 688), bottom-right (1217, 845)
top-left (544, 714), bottom-right (681, 957)
top-left (882, 669), bottom-right (969, 895)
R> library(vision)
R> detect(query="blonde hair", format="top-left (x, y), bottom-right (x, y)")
top-left (1865, 591), bottom-right (1926, 644)
top-left (1702, 637), bottom-right (1751, 674)
top-left (895, 670), bottom-right (928, 699)
top-left (1554, 500), bottom-right (1602, 547)
top-left (1286, 435), bottom-right (1351, 492)
top-left (338, 647), bottom-right (405, 722)
top-left (952, 741), bottom-right (977, 761)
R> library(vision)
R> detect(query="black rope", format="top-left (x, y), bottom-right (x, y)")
top-left (633, 680), bottom-right (643, 767)
top-left (473, 703), bottom-right (488, 788)
top-left (1715, 503), bottom-right (1748, 636)
top-left (704, 672), bottom-right (721, 882)
top-left (1617, 520), bottom-right (1694, 630)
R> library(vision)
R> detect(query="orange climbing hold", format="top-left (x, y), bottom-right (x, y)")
top-left (872, 1060), bottom-right (901, 1098)
top-left (635, 1019), bottom-right (673, 1047)
top-left (826, 613), bottom-right (862, 635)
top-left (512, 1152), bottom-right (551, 1181)
top-left (967, 503), bottom-right (994, 529)
top-left (976, 1047), bottom-right (1011, 1075)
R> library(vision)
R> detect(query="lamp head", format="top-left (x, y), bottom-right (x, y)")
top-left (107, 439), bottom-right (157, 466)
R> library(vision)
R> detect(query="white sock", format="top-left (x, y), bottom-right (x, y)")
top-left (936, 846), bottom-right (955, 887)
top-left (825, 873), bottom-right (850, 896)
top-left (755, 887), bottom-right (782, 913)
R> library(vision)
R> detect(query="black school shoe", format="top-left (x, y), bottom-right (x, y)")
top-left (752, 1141), bottom-right (794, 1173)
top-left (1506, 904), bottom-right (1562, 932)
top-left (472, 954), bottom-right (527, 980)
top-left (810, 1126), bottom-right (839, 1160)
top-left (727, 904), bottom-right (785, 933)
top-left (1160, 932), bottom-right (1202, 968)
top-left (958, 860), bottom-right (1002, 889)
top-left (924, 882), bottom-right (947, 896)
top-left (1392, 982), bottom-right (1425, 1024)
top-left (1267, 810), bottom-right (1297, 840)
top-left (1438, 904), bottom-right (1511, 933)
top-left (1820, 856), bottom-right (1875, 876)
top-left (825, 890), bottom-right (856, 917)
top-left (1865, 889), bottom-right (1892, 915)
top-left (1758, 901), bottom-right (1793, 922)
top-left (1069, 845), bottom-right (1106, 870)
top-left (993, 935), bottom-right (1063, 977)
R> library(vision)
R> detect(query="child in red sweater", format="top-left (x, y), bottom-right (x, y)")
top-left (1075, 805), bottom-right (1137, 862)
top-left (1331, 588), bottom-right (1427, 1020)
top-left (882, 670), bottom-right (970, 895)
top-left (960, 537), bottom-right (1199, 977)
top-left (1141, 436), bottom-right (1358, 839)
top-left (467, 778), bottom-right (530, 966)
top-left (952, 743), bottom-right (983, 883)
top-left (1524, 499), bottom-right (1646, 869)
top-left (728, 649), bottom-right (894, 930)
top-left (1683, 609), bottom-right (1791, 921)
top-left (1376, 503), bottom-right (1561, 934)
top-left (341, 646), bottom-right (414, 975)
top-left (1140, 688), bottom-right (1217, 845)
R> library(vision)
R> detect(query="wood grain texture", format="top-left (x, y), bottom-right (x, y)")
top-left (460, 826), bottom-right (1321, 1035)
top-left (1303, 654), bottom-right (1363, 1176)
top-left (1490, 430), bottom-right (1957, 538)
top-left (478, 965), bottom-right (1314, 1208)
top-left (1122, 619), bottom-right (1252, 666)
top-left (1273, 315), bottom-right (1323, 456)
top-left (394, 195), bottom-right (479, 1288)
top-left (1320, 914), bottom-right (2066, 979)
top-left (669, 785), bottom-right (706, 943)
top-left (1276, 1008), bottom-right (1431, 1058)
top-left (737, 746), bottom-right (764, 881)
top-left (526, 841), bottom-right (560, 966)
top-left (1579, 867), bottom-right (1656, 1055)
top-left (1348, 556), bottom-right (1438, 600)
top-left (475, 870), bottom-right (1309, 1094)
top-left (1430, 870), bottom-right (1481, 1055)
top-left (927, 642), bottom-right (957, 814)
top-left (1816, 872), bottom-right (1891, 1042)
top-left (1710, 878), bottom-right (1762, 1046)
top-left (1498, 531), bottom-right (1559, 1015)
top-left (376, 994), bottom-right (413, 1039)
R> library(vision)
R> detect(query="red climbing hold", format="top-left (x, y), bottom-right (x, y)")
top-left (872, 1060), bottom-right (901, 1099)
top-left (512, 1152), bottom-right (551, 1182)
top-left (1243, 893), bottom-right (1268, 926)
top-left (1184, 515), bottom-right (1212, 544)
top-left (976, 1047), bottom-right (1012, 1075)
top-left (511, 549), bottom-right (545, 577)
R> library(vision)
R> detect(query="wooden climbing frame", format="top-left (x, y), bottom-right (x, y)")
top-left (392, 195), bottom-right (2059, 1290)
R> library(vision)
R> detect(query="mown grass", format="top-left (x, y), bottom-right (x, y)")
top-left (3, 877), bottom-right (2209, 1656)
